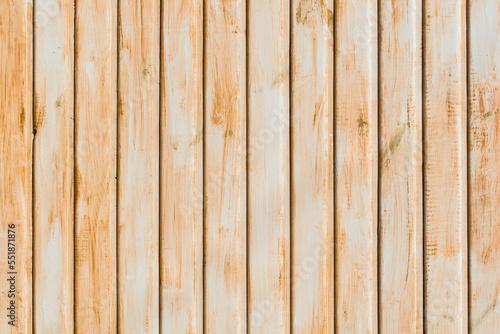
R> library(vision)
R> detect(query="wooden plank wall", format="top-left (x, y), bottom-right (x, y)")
top-left (379, 0), bottom-right (422, 332)
top-left (1, 0), bottom-right (500, 333)
top-left (291, 0), bottom-right (334, 332)
top-left (74, 0), bottom-right (117, 332)
top-left (203, 0), bottom-right (247, 332)
top-left (423, 0), bottom-right (468, 332)
top-left (34, 0), bottom-right (74, 333)
top-left (334, 0), bottom-right (378, 331)
top-left (247, 0), bottom-right (290, 332)
top-left (0, 1), bottom-right (32, 333)
top-left (469, 0), bottom-right (500, 332)
top-left (117, 0), bottom-right (160, 332)
top-left (160, 0), bottom-right (203, 332)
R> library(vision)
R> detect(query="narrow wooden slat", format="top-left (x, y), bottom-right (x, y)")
top-left (204, 0), bottom-right (247, 331)
top-left (247, 0), bottom-right (290, 332)
top-left (379, 0), bottom-right (423, 332)
top-left (334, 0), bottom-right (378, 332)
top-left (469, 0), bottom-right (500, 331)
top-left (0, 1), bottom-right (33, 333)
top-left (290, 0), bottom-right (334, 332)
top-left (117, 0), bottom-right (159, 332)
top-left (74, 0), bottom-right (117, 332)
top-left (33, 0), bottom-right (74, 332)
top-left (160, 0), bottom-right (203, 332)
top-left (423, 0), bottom-right (467, 332)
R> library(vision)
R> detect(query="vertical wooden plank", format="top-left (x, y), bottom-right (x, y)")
top-left (469, 0), bottom-right (500, 332)
top-left (33, 0), bottom-right (74, 332)
top-left (204, 0), bottom-right (246, 331)
top-left (0, 1), bottom-right (32, 333)
top-left (334, 0), bottom-right (378, 332)
top-left (290, 0), bottom-right (334, 332)
top-left (74, 0), bottom-right (117, 332)
top-left (247, 0), bottom-right (290, 332)
top-left (379, 0), bottom-right (423, 332)
top-left (423, 0), bottom-right (467, 332)
top-left (117, 0), bottom-right (159, 332)
top-left (160, 0), bottom-right (203, 332)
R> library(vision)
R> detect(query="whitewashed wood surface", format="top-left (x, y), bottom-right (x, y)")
top-left (423, 0), bottom-right (468, 332)
top-left (334, 0), bottom-right (378, 332)
top-left (34, 0), bottom-right (74, 333)
top-left (247, 0), bottom-right (290, 332)
top-left (379, 0), bottom-right (423, 332)
top-left (0, 0), bottom-right (499, 333)
top-left (469, 0), bottom-right (500, 332)
top-left (160, 0), bottom-right (204, 333)
top-left (118, 0), bottom-right (160, 332)
top-left (291, 0), bottom-right (334, 332)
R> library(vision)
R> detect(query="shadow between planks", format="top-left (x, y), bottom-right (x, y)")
top-left (0, 0), bottom-right (499, 333)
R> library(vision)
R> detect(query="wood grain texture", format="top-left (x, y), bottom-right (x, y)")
top-left (334, 0), bottom-right (378, 332)
top-left (160, 0), bottom-right (204, 332)
top-left (204, 0), bottom-right (247, 332)
top-left (378, 0), bottom-right (423, 332)
top-left (117, 0), bottom-right (159, 332)
top-left (0, 1), bottom-right (33, 333)
top-left (290, 0), bottom-right (334, 332)
top-left (469, 0), bottom-right (500, 332)
top-left (33, 0), bottom-right (74, 332)
top-left (247, 0), bottom-right (290, 332)
top-left (5, 2), bottom-right (500, 332)
top-left (423, 0), bottom-right (467, 332)
top-left (74, 0), bottom-right (117, 332)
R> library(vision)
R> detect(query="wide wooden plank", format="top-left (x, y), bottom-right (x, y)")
top-left (33, 0), bottom-right (74, 332)
top-left (160, 0), bottom-right (203, 332)
top-left (204, 0), bottom-right (247, 332)
top-left (379, 0), bottom-right (423, 332)
top-left (117, 0), bottom-right (160, 332)
top-left (247, 0), bottom-right (290, 332)
top-left (0, 1), bottom-right (33, 333)
top-left (334, 0), bottom-right (378, 332)
top-left (469, 0), bottom-right (500, 332)
top-left (74, 0), bottom-right (117, 332)
top-left (423, 0), bottom-right (467, 332)
top-left (290, 0), bottom-right (334, 332)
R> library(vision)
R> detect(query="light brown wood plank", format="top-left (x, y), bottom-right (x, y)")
top-left (33, 0), bottom-right (74, 332)
top-left (0, 1), bottom-right (33, 333)
top-left (247, 0), bottom-right (290, 332)
top-left (290, 0), bottom-right (334, 332)
top-left (423, 0), bottom-right (467, 332)
top-left (160, 0), bottom-right (204, 332)
top-left (379, 0), bottom-right (423, 332)
top-left (117, 0), bottom-right (160, 332)
top-left (74, 0), bottom-right (117, 332)
top-left (469, 0), bottom-right (500, 332)
top-left (204, 0), bottom-right (247, 332)
top-left (334, 0), bottom-right (378, 332)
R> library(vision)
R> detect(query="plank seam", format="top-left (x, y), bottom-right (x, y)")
top-left (464, 4), bottom-right (470, 327)
top-left (421, 0), bottom-right (427, 330)
top-left (376, 0), bottom-right (382, 331)
top-left (158, 0), bottom-right (164, 331)
top-left (116, 0), bottom-right (120, 332)
top-left (31, 0), bottom-right (36, 331)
